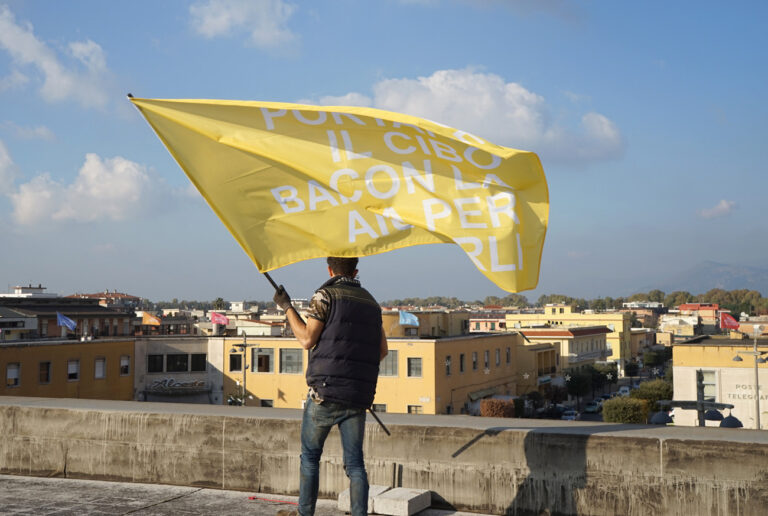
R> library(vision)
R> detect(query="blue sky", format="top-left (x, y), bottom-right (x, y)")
top-left (0, 0), bottom-right (766, 303)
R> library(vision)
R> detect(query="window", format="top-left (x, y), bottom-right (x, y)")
top-left (701, 370), bottom-right (716, 402)
top-left (260, 399), bottom-right (273, 407)
top-left (407, 405), bottom-right (423, 414)
top-left (474, 322), bottom-right (480, 330)
top-left (379, 350), bottom-right (398, 376)
top-left (490, 322), bottom-right (496, 330)
top-left (280, 348), bottom-right (303, 374)
top-left (229, 353), bottom-right (243, 372)
top-left (190, 353), bottom-right (207, 372)
top-left (94, 358), bottom-right (106, 379)
top-left (506, 347), bottom-right (511, 364)
top-left (39, 362), bottom-right (51, 384)
top-left (445, 355), bottom-right (452, 376)
top-left (459, 353), bottom-right (465, 373)
top-left (120, 355), bottom-right (130, 376)
top-left (6, 363), bottom-right (19, 387)
top-left (167, 354), bottom-right (189, 372)
top-left (372, 404), bottom-right (387, 413)
top-left (484, 350), bottom-right (490, 369)
top-left (495, 349), bottom-right (501, 366)
top-left (255, 348), bottom-right (274, 373)
top-left (147, 354), bottom-right (164, 373)
top-left (67, 360), bottom-right (80, 381)
top-left (472, 351), bottom-right (478, 371)
top-left (407, 357), bottom-right (422, 377)
top-left (404, 327), bottom-right (418, 336)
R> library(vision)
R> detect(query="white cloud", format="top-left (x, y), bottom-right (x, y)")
top-left (0, 139), bottom-right (17, 194)
top-left (314, 68), bottom-right (623, 164)
top-left (0, 69), bottom-right (28, 92)
top-left (10, 154), bottom-right (155, 226)
top-left (190, 0), bottom-right (297, 49)
top-left (316, 92), bottom-right (372, 107)
top-left (3, 121), bottom-right (55, 141)
top-left (698, 200), bottom-right (736, 219)
top-left (0, 5), bottom-right (110, 108)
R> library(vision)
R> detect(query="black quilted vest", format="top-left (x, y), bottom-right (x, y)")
top-left (306, 276), bottom-right (382, 408)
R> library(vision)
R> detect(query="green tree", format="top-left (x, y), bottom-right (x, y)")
top-left (648, 289), bottom-right (665, 303)
top-left (501, 293), bottom-right (529, 307)
top-left (643, 350), bottom-right (663, 368)
top-left (603, 397), bottom-right (649, 424)
top-left (593, 362), bottom-right (619, 391)
top-left (589, 298), bottom-right (607, 311)
top-left (566, 371), bottom-right (591, 408)
top-left (536, 294), bottom-right (575, 307)
top-left (587, 365), bottom-right (606, 397)
top-left (625, 361), bottom-right (639, 377)
top-left (629, 379), bottom-right (673, 412)
top-left (212, 297), bottom-right (227, 310)
top-left (664, 291), bottom-right (693, 308)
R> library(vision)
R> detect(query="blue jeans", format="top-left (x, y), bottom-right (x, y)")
top-left (299, 397), bottom-right (368, 516)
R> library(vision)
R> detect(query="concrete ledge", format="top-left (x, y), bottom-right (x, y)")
top-left (373, 487), bottom-right (431, 516)
top-left (2, 397), bottom-right (768, 515)
top-left (338, 484), bottom-right (390, 513)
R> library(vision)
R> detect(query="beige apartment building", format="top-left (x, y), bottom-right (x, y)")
top-left (517, 326), bottom-right (611, 372)
top-left (381, 310), bottom-right (470, 338)
top-left (673, 336), bottom-right (768, 430)
top-left (222, 332), bottom-right (559, 415)
top-left (506, 304), bottom-right (631, 367)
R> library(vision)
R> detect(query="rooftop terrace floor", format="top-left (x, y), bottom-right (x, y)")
top-left (0, 474), bottom-right (486, 516)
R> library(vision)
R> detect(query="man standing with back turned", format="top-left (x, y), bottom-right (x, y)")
top-left (274, 257), bottom-right (388, 516)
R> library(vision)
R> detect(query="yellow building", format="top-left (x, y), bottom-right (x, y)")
top-left (629, 328), bottom-right (657, 358)
top-left (673, 336), bottom-right (768, 429)
top-left (222, 333), bottom-right (558, 414)
top-left (382, 310), bottom-right (471, 338)
top-left (134, 336), bottom-right (220, 404)
top-left (506, 304), bottom-right (631, 366)
top-left (0, 338), bottom-right (135, 400)
top-left (517, 326), bottom-right (610, 372)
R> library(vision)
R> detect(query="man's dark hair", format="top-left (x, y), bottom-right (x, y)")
top-left (327, 257), bottom-right (358, 277)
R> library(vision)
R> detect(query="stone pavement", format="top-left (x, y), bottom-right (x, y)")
top-left (0, 475), bottom-right (486, 516)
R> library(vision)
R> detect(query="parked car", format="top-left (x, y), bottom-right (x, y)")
top-left (561, 409), bottom-right (579, 421)
top-left (618, 386), bottom-right (631, 396)
top-left (600, 394), bottom-right (613, 401)
top-left (584, 401), bottom-right (602, 413)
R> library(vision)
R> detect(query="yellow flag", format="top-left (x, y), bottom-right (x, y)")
top-left (130, 98), bottom-right (549, 292)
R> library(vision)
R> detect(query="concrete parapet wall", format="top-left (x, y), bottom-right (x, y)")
top-left (1, 397), bottom-right (767, 515)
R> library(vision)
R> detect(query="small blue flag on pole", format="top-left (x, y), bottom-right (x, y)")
top-left (398, 311), bottom-right (420, 327)
top-left (57, 312), bottom-right (77, 331)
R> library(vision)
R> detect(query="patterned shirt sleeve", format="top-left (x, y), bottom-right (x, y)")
top-left (307, 289), bottom-right (331, 323)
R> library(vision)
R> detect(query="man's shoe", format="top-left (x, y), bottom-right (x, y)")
top-left (275, 510), bottom-right (298, 516)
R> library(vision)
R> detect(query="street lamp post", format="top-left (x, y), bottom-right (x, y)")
top-left (230, 332), bottom-right (256, 406)
top-left (732, 325), bottom-right (765, 429)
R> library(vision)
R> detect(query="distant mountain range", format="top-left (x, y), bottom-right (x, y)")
top-left (644, 261), bottom-right (768, 296)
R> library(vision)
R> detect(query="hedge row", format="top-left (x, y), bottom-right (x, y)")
top-left (480, 399), bottom-right (515, 418)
